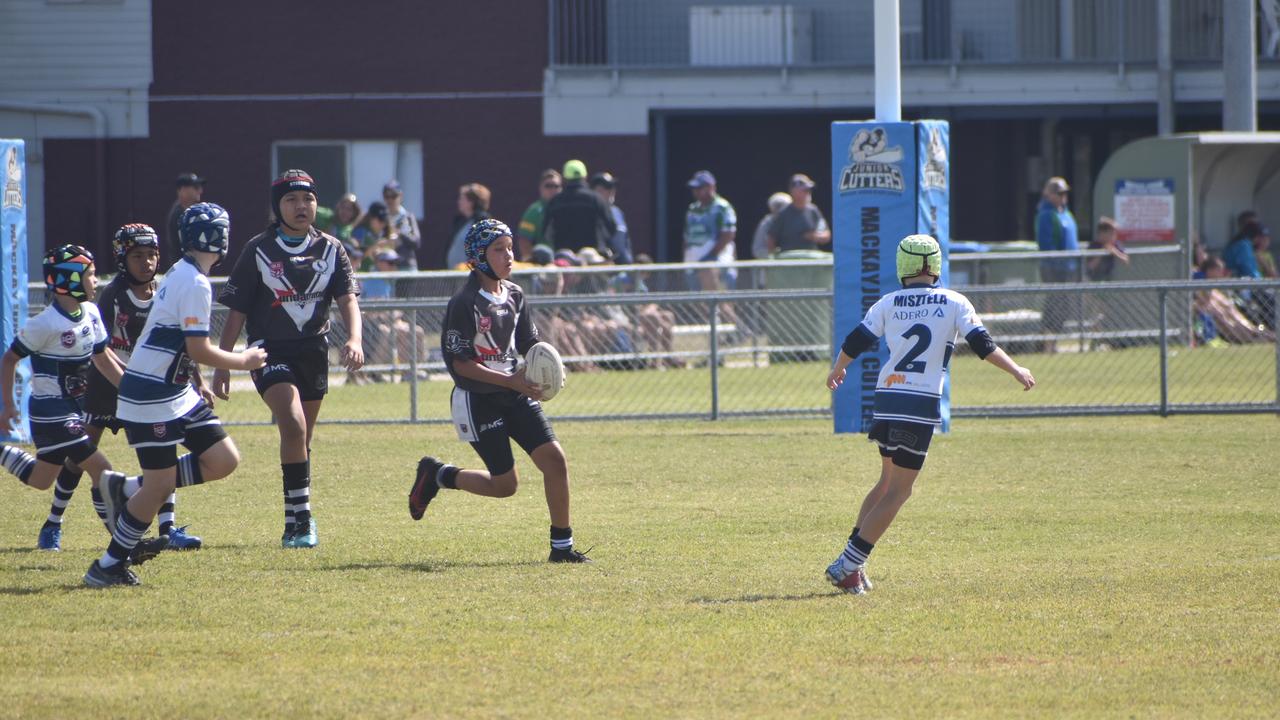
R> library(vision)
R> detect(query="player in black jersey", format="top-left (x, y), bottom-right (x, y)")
top-left (408, 219), bottom-right (591, 563)
top-left (34, 224), bottom-right (205, 551)
top-left (212, 170), bottom-right (364, 548)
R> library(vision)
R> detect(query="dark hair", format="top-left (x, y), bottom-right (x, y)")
top-left (460, 183), bottom-right (491, 214)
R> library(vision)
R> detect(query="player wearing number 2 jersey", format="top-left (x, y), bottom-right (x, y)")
top-left (822, 234), bottom-right (1035, 595)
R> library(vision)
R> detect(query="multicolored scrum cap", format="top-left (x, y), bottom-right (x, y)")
top-left (112, 223), bottom-right (160, 281)
top-left (896, 234), bottom-right (942, 284)
top-left (464, 218), bottom-right (512, 280)
top-left (271, 169), bottom-right (317, 228)
top-left (43, 244), bottom-right (95, 300)
top-left (180, 202), bottom-right (231, 258)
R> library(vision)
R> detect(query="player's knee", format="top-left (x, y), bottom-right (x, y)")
top-left (202, 445), bottom-right (240, 480)
top-left (492, 471), bottom-right (519, 497)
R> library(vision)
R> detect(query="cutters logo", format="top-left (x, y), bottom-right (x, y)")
top-left (884, 373), bottom-right (908, 388)
top-left (60, 330), bottom-right (76, 348)
top-left (922, 126), bottom-right (948, 192)
top-left (839, 127), bottom-right (905, 194)
top-left (270, 261), bottom-right (285, 279)
top-left (478, 316), bottom-right (492, 333)
top-left (3, 147), bottom-right (22, 210)
top-left (153, 423), bottom-right (167, 439)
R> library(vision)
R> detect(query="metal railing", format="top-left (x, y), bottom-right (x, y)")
top-left (549, 0), bottom-right (1230, 69)
top-left (201, 278), bottom-right (1279, 426)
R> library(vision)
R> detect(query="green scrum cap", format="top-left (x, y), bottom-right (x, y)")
top-left (896, 234), bottom-right (942, 283)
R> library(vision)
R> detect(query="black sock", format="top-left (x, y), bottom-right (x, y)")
top-left (850, 526), bottom-right (861, 542)
top-left (46, 465), bottom-right (83, 525)
top-left (550, 525), bottom-right (573, 551)
top-left (438, 464), bottom-right (460, 490)
top-left (283, 461), bottom-right (311, 528)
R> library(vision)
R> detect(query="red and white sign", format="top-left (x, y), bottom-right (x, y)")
top-left (1114, 179), bottom-right (1175, 243)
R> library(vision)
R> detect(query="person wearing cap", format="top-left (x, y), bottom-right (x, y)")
top-left (381, 180), bottom-right (421, 270)
top-left (516, 169), bottom-right (562, 261)
top-left (589, 171), bottom-right (633, 265)
top-left (683, 169), bottom-right (739, 293)
top-left (766, 174), bottom-right (831, 255)
top-left (1034, 176), bottom-right (1080, 353)
top-left (213, 169), bottom-right (364, 549)
top-left (543, 159), bottom-right (616, 256)
top-left (165, 172), bottom-right (205, 263)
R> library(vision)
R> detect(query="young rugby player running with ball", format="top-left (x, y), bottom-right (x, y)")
top-left (84, 204), bottom-right (267, 587)
top-left (824, 234), bottom-right (1035, 594)
top-left (409, 219), bottom-right (591, 563)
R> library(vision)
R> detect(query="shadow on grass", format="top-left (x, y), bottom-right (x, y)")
top-left (689, 591), bottom-right (837, 605)
top-left (320, 559), bottom-right (545, 574)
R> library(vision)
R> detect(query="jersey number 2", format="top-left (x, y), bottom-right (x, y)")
top-left (894, 324), bottom-right (931, 374)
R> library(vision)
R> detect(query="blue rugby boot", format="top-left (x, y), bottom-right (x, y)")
top-left (165, 525), bottom-right (203, 550)
top-left (37, 522), bottom-right (62, 551)
top-left (282, 518), bottom-right (317, 549)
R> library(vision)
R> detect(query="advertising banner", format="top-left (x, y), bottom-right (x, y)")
top-left (830, 121), bottom-right (950, 434)
top-left (1, 140), bottom-right (30, 442)
top-left (1114, 178), bottom-right (1175, 243)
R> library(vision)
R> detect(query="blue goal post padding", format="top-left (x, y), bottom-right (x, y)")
top-left (1, 139), bottom-right (30, 443)
top-left (830, 120), bottom-right (950, 434)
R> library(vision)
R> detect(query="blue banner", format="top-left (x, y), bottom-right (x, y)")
top-left (830, 121), bottom-right (950, 434)
top-left (1, 140), bottom-right (30, 443)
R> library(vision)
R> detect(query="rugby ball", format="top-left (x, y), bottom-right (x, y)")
top-left (524, 342), bottom-right (566, 401)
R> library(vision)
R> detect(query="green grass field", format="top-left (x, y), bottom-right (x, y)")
top-left (1, 401), bottom-right (1278, 717)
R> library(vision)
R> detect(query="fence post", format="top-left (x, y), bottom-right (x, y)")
top-left (709, 297), bottom-right (720, 420)
top-left (1275, 290), bottom-right (1280, 413)
top-left (1158, 288), bottom-right (1169, 416)
top-left (409, 308), bottom-right (419, 423)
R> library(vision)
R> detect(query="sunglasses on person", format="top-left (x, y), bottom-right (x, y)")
top-left (543, 182), bottom-right (562, 190)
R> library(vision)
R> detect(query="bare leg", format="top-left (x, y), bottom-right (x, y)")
top-left (855, 462), bottom-right (921, 544)
top-left (530, 441), bottom-right (570, 529)
top-left (455, 468), bottom-right (518, 498)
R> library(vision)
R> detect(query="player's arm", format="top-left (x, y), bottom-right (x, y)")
top-left (336, 293), bottom-right (364, 371)
top-left (963, 327), bottom-right (1034, 390)
top-left (0, 347), bottom-right (24, 429)
top-left (91, 344), bottom-right (124, 387)
top-left (451, 358), bottom-right (543, 401)
top-left (827, 324), bottom-right (879, 390)
top-left (186, 335), bottom-right (266, 372)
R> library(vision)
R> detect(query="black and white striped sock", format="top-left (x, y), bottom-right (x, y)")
top-left (90, 486), bottom-right (109, 531)
top-left (45, 466), bottom-right (82, 525)
top-left (283, 461), bottom-right (311, 529)
top-left (0, 445), bottom-right (36, 484)
top-left (840, 533), bottom-right (875, 570)
top-left (158, 493), bottom-right (176, 537)
top-left (176, 453), bottom-right (204, 488)
top-left (101, 508), bottom-right (150, 568)
top-left (550, 525), bottom-right (574, 551)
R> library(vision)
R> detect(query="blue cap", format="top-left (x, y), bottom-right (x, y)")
top-left (687, 170), bottom-right (716, 188)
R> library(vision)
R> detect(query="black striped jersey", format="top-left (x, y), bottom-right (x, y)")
top-left (858, 285), bottom-right (985, 426)
top-left (87, 274), bottom-right (153, 388)
top-left (11, 302), bottom-right (108, 423)
top-left (218, 228), bottom-right (359, 344)
top-left (441, 273), bottom-right (539, 395)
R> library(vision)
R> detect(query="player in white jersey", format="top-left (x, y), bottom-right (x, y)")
top-left (84, 203), bottom-right (267, 587)
top-left (0, 246), bottom-right (154, 554)
top-left (822, 235), bottom-right (1035, 595)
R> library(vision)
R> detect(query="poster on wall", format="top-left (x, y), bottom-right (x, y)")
top-left (1114, 178), bottom-right (1175, 243)
top-left (1, 140), bottom-right (30, 443)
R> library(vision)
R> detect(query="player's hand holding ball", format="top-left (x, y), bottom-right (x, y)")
top-left (522, 342), bottom-right (566, 402)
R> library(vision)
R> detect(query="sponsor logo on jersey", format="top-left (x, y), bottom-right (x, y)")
top-left (270, 287), bottom-right (326, 307)
top-left (884, 373), bottom-right (907, 388)
top-left (265, 363), bottom-right (291, 375)
top-left (478, 316), bottom-right (492, 333)
top-left (80, 325), bottom-right (91, 336)
top-left (116, 312), bottom-right (129, 327)
top-left (183, 316), bottom-right (201, 327)
top-left (270, 261), bottom-right (285, 278)
top-left (839, 127), bottom-right (905, 194)
top-left (60, 330), bottom-right (76, 348)
top-left (479, 418), bottom-right (505, 433)
top-left (313, 258), bottom-right (329, 273)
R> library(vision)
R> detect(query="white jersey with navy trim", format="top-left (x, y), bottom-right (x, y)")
top-left (859, 285), bottom-right (985, 425)
top-left (117, 257), bottom-right (211, 423)
top-left (13, 302), bottom-right (107, 422)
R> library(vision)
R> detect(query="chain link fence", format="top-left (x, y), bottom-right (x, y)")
top-left (204, 278), bottom-right (1279, 426)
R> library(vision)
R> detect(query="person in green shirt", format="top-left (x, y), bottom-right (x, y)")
top-left (516, 169), bottom-right (562, 261)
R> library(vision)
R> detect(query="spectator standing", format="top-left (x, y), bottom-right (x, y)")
top-left (1034, 176), bottom-right (1080, 353)
top-left (165, 172), bottom-right (205, 264)
top-left (324, 193), bottom-right (363, 264)
top-left (766, 174), bottom-right (831, 255)
top-left (590, 172), bottom-right (633, 264)
top-left (516, 169), bottom-right (562, 261)
top-left (446, 184), bottom-right (492, 269)
top-left (683, 170), bottom-right (738, 291)
top-left (382, 180), bottom-right (421, 270)
top-left (752, 192), bottom-right (792, 260)
top-left (543, 159), bottom-right (616, 255)
top-left (352, 201), bottom-right (396, 271)
top-left (1086, 216), bottom-right (1129, 281)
